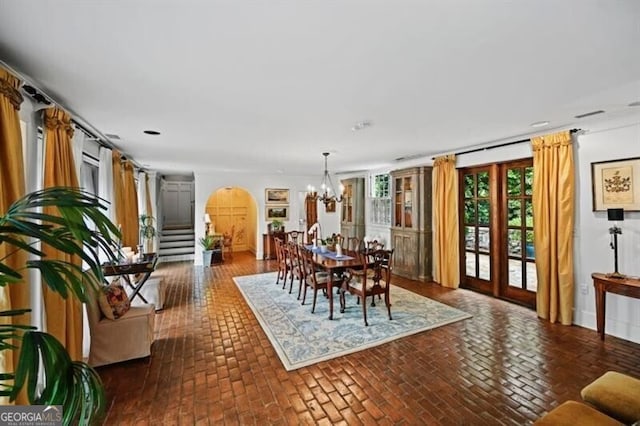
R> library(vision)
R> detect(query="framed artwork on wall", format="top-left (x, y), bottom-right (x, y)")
top-left (591, 157), bottom-right (640, 211)
top-left (325, 199), bottom-right (336, 213)
top-left (266, 205), bottom-right (289, 221)
top-left (265, 188), bottom-right (289, 204)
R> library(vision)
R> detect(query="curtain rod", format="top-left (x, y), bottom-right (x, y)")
top-left (432, 128), bottom-right (581, 160)
top-left (2, 60), bottom-right (144, 170)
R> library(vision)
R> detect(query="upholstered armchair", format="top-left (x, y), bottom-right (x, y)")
top-left (85, 284), bottom-right (156, 367)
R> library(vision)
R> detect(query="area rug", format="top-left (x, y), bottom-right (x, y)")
top-left (233, 272), bottom-right (472, 371)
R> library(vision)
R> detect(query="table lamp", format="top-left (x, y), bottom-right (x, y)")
top-left (607, 208), bottom-right (624, 279)
top-left (204, 213), bottom-right (212, 235)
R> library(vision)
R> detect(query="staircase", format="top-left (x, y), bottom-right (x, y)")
top-left (158, 227), bottom-right (195, 263)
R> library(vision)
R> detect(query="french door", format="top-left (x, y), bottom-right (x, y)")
top-left (459, 159), bottom-right (537, 308)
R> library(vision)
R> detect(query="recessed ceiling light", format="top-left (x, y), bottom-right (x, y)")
top-left (629, 101), bottom-right (640, 107)
top-left (530, 121), bottom-right (550, 128)
top-left (351, 120), bottom-right (372, 131)
top-left (143, 130), bottom-right (161, 135)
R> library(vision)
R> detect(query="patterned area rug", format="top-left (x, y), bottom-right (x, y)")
top-left (233, 272), bottom-right (472, 371)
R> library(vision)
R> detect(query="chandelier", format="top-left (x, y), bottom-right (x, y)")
top-left (307, 152), bottom-right (344, 206)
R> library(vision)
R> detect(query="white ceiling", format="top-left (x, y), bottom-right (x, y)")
top-left (1, 0), bottom-right (639, 176)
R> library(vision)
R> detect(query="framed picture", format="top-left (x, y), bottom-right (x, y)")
top-left (325, 199), bottom-right (336, 213)
top-left (591, 157), bottom-right (640, 211)
top-left (266, 205), bottom-right (289, 220)
top-left (265, 188), bottom-right (289, 204)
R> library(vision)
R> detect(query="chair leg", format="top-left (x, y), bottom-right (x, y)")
top-left (311, 288), bottom-right (318, 313)
top-left (385, 292), bottom-right (392, 320)
top-left (297, 278), bottom-right (304, 300)
top-left (362, 294), bottom-right (368, 326)
top-left (301, 283), bottom-right (308, 305)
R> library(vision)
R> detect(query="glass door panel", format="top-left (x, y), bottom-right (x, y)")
top-left (503, 162), bottom-right (536, 305)
top-left (461, 168), bottom-right (492, 292)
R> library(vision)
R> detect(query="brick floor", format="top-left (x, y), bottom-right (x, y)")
top-left (97, 251), bottom-right (640, 425)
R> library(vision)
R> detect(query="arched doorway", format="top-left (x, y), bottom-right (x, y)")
top-left (205, 187), bottom-right (258, 255)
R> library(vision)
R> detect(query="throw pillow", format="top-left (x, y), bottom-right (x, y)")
top-left (98, 282), bottom-right (131, 320)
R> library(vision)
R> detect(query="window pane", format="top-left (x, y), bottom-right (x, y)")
top-left (526, 262), bottom-right (538, 292)
top-left (507, 168), bottom-right (521, 195)
top-left (466, 251), bottom-right (476, 278)
top-left (478, 226), bottom-right (490, 252)
top-left (478, 253), bottom-right (490, 280)
top-left (507, 229), bottom-right (521, 256)
top-left (508, 259), bottom-right (523, 288)
top-left (525, 200), bottom-right (533, 227)
top-left (465, 226), bottom-right (476, 250)
top-left (507, 199), bottom-right (521, 226)
top-left (478, 200), bottom-right (490, 225)
top-left (464, 174), bottom-right (474, 198)
top-left (526, 230), bottom-right (535, 259)
top-left (477, 172), bottom-right (489, 198)
top-left (465, 200), bottom-right (476, 224)
top-left (525, 167), bottom-right (533, 195)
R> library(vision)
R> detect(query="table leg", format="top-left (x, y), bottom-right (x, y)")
top-left (594, 282), bottom-right (606, 340)
top-left (128, 271), bottom-right (151, 304)
top-left (328, 274), bottom-right (334, 320)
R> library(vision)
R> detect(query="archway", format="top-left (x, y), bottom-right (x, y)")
top-left (204, 187), bottom-right (258, 255)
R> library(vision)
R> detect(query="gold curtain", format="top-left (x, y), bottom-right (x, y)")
top-left (0, 67), bottom-right (28, 404)
top-left (145, 173), bottom-right (153, 217)
top-left (532, 130), bottom-right (575, 325)
top-left (433, 154), bottom-right (460, 288)
top-left (112, 150), bottom-right (125, 237)
top-left (42, 107), bottom-right (83, 360)
top-left (122, 160), bottom-right (139, 249)
top-left (305, 195), bottom-right (317, 244)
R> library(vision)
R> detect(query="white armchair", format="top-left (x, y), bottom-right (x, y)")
top-left (85, 285), bottom-right (155, 367)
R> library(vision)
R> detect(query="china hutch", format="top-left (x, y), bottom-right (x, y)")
top-left (340, 177), bottom-right (365, 240)
top-left (390, 166), bottom-right (433, 281)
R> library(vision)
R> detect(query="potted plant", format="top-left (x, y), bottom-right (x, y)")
top-left (139, 214), bottom-right (157, 254)
top-left (270, 219), bottom-right (284, 233)
top-left (199, 234), bottom-right (217, 266)
top-left (0, 187), bottom-right (120, 425)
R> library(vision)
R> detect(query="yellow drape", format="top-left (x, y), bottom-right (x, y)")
top-left (305, 195), bottom-right (318, 244)
top-left (42, 107), bottom-right (83, 360)
top-left (122, 161), bottom-right (139, 249)
top-left (0, 67), bottom-right (28, 405)
top-left (145, 173), bottom-right (153, 218)
top-left (112, 150), bottom-right (125, 239)
top-left (532, 130), bottom-right (575, 325)
top-left (433, 154), bottom-right (460, 288)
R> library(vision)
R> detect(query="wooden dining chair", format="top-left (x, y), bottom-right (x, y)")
top-left (287, 241), bottom-right (305, 295)
top-left (288, 230), bottom-right (301, 243)
top-left (222, 225), bottom-right (235, 259)
top-left (341, 249), bottom-right (394, 326)
top-left (274, 237), bottom-right (289, 287)
top-left (300, 247), bottom-right (330, 313)
top-left (366, 239), bottom-right (384, 251)
top-left (346, 236), bottom-right (362, 252)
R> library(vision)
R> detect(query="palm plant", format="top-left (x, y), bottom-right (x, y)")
top-left (0, 187), bottom-right (120, 425)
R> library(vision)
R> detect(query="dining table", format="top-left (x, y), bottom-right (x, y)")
top-left (305, 245), bottom-right (367, 320)
top-left (101, 252), bottom-right (158, 303)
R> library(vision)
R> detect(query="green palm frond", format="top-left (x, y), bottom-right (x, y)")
top-left (1, 187), bottom-right (119, 424)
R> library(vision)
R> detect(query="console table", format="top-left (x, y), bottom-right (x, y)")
top-left (591, 273), bottom-right (640, 340)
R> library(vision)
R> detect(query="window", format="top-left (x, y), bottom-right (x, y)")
top-left (370, 173), bottom-right (391, 225)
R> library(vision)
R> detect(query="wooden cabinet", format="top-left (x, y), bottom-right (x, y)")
top-left (263, 231), bottom-right (286, 260)
top-left (390, 167), bottom-right (433, 281)
top-left (340, 177), bottom-right (365, 240)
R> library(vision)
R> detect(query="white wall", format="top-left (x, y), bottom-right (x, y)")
top-left (194, 171), bottom-right (340, 263)
top-left (574, 123), bottom-right (640, 342)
